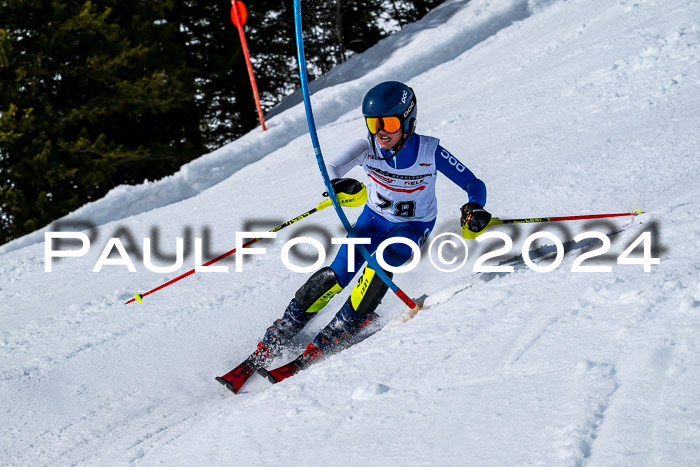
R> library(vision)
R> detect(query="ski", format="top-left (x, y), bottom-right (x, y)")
top-left (256, 349), bottom-right (319, 385)
top-left (215, 357), bottom-right (260, 394)
top-left (216, 341), bottom-right (277, 394)
top-left (257, 327), bottom-right (372, 385)
top-left (257, 358), bottom-right (305, 385)
top-left (217, 345), bottom-right (314, 392)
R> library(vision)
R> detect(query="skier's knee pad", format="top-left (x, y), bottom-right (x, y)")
top-left (295, 266), bottom-right (343, 314)
top-left (348, 266), bottom-right (392, 316)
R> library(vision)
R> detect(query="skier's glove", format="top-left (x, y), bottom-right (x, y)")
top-left (324, 178), bottom-right (364, 197)
top-left (460, 202), bottom-right (492, 232)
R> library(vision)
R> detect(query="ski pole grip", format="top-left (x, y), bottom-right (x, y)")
top-left (461, 217), bottom-right (503, 239)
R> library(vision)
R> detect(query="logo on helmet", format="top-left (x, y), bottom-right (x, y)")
top-left (401, 90), bottom-right (408, 104)
top-left (403, 98), bottom-right (415, 118)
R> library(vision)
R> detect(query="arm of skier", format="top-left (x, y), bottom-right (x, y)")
top-left (324, 139), bottom-right (370, 196)
top-left (435, 145), bottom-right (491, 232)
top-left (327, 138), bottom-right (370, 179)
top-left (435, 145), bottom-right (487, 205)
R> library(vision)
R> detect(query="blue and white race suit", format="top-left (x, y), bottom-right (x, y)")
top-left (327, 133), bottom-right (487, 287)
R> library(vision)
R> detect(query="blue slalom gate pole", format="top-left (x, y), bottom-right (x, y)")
top-left (292, 0), bottom-right (418, 310)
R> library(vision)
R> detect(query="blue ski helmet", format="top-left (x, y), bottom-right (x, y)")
top-left (362, 81), bottom-right (417, 144)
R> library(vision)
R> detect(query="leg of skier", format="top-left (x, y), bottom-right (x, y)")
top-left (256, 263), bottom-right (393, 383)
top-left (296, 217), bottom-right (435, 365)
top-left (303, 264), bottom-right (391, 360)
top-left (250, 206), bottom-right (385, 366)
top-left (217, 210), bottom-right (389, 393)
top-left (251, 267), bottom-right (343, 366)
top-left (216, 266), bottom-right (345, 393)
top-left (257, 213), bottom-right (435, 384)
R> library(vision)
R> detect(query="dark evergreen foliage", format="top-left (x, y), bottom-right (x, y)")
top-left (0, 0), bottom-right (444, 244)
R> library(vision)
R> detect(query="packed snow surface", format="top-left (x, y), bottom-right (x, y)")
top-left (2, 0), bottom-right (700, 464)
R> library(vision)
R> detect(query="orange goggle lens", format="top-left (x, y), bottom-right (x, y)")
top-left (365, 116), bottom-right (402, 134)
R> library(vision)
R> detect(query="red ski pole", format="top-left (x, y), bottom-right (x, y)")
top-left (462, 209), bottom-right (645, 239)
top-left (124, 206), bottom-right (320, 304)
top-left (125, 190), bottom-right (367, 305)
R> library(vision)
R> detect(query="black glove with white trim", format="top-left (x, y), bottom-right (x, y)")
top-left (460, 202), bottom-right (492, 232)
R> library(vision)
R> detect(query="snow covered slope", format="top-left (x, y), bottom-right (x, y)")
top-left (1, 0), bottom-right (699, 464)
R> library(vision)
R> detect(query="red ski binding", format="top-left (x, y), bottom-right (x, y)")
top-left (257, 360), bottom-right (302, 384)
top-left (257, 343), bottom-right (324, 384)
top-left (216, 360), bottom-right (257, 394)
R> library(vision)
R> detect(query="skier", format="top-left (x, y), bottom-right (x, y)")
top-left (217, 81), bottom-right (491, 391)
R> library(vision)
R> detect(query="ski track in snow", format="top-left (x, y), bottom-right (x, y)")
top-left (2, 0), bottom-right (700, 464)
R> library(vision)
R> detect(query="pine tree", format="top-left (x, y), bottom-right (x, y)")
top-left (0, 0), bottom-right (446, 244)
top-left (0, 0), bottom-right (204, 243)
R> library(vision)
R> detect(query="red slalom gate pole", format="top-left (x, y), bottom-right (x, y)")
top-left (231, 1), bottom-right (266, 131)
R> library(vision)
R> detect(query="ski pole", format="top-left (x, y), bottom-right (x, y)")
top-left (462, 209), bottom-right (645, 239)
top-left (124, 191), bottom-right (366, 305)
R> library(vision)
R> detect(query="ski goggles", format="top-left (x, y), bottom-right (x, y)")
top-left (365, 116), bottom-right (403, 134)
